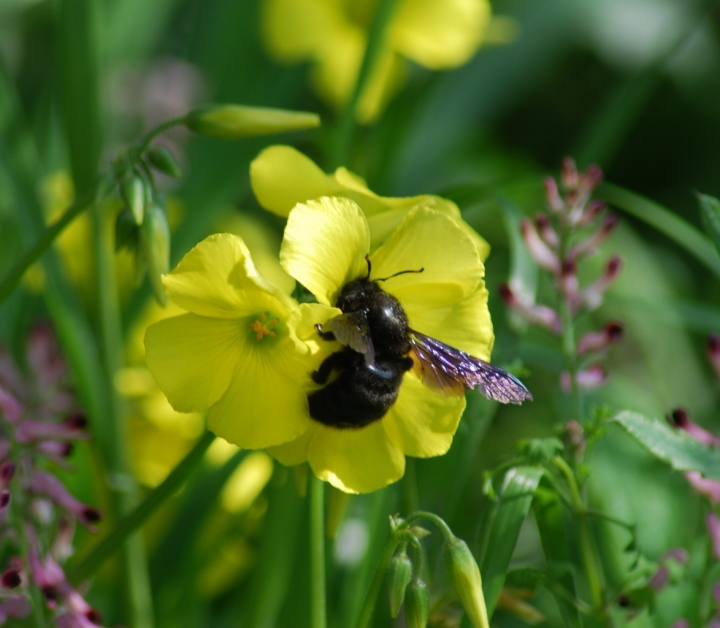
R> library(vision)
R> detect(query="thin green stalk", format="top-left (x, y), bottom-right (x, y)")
top-left (0, 182), bottom-right (109, 306)
top-left (133, 116), bottom-right (187, 157)
top-left (354, 533), bottom-right (403, 628)
top-left (68, 431), bottom-right (215, 582)
top-left (330, 0), bottom-right (401, 168)
top-left (309, 475), bottom-right (327, 628)
top-left (406, 510), bottom-right (454, 541)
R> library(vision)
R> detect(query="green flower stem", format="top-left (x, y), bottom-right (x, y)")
top-left (554, 457), bottom-right (605, 617)
top-left (330, 0), bottom-right (401, 168)
top-left (309, 474), bottom-right (327, 628)
top-left (68, 430), bottom-right (215, 582)
top-left (133, 116), bottom-right (187, 159)
top-left (354, 532), bottom-right (403, 628)
top-left (406, 511), bottom-right (454, 541)
top-left (0, 184), bottom-right (105, 306)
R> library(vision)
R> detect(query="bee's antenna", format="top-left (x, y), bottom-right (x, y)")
top-left (376, 267), bottom-right (424, 282)
top-left (364, 255), bottom-right (372, 280)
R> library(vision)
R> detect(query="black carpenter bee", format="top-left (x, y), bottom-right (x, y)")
top-left (308, 259), bottom-right (532, 429)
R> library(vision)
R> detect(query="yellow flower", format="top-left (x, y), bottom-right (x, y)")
top-left (250, 145), bottom-right (489, 257)
top-left (261, 0), bottom-right (507, 122)
top-left (144, 233), bottom-right (318, 448)
top-left (269, 196), bottom-right (494, 493)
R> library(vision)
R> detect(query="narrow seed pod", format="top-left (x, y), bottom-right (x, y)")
top-left (405, 578), bottom-right (429, 628)
top-left (115, 208), bottom-right (139, 252)
top-left (146, 145), bottom-right (182, 178)
top-left (120, 175), bottom-right (145, 225)
top-left (443, 536), bottom-right (489, 628)
top-left (140, 205), bottom-right (170, 306)
top-left (386, 548), bottom-right (413, 618)
top-left (184, 104), bottom-right (320, 139)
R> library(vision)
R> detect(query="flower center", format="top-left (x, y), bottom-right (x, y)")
top-left (249, 312), bottom-right (280, 341)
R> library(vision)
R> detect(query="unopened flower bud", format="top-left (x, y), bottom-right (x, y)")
top-left (561, 365), bottom-right (607, 392)
top-left (561, 157), bottom-right (579, 191)
top-left (569, 214), bottom-right (618, 260)
top-left (684, 471), bottom-right (720, 503)
top-left (1, 569), bottom-right (21, 589)
top-left (577, 322), bottom-right (623, 355)
top-left (577, 199), bottom-right (607, 227)
top-left (405, 578), bottom-right (429, 628)
top-left (520, 220), bottom-right (560, 273)
top-left (534, 214), bottom-right (559, 248)
top-left (707, 334), bottom-right (720, 381)
top-left (115, 207), bottom-right (140, 253)
top-left (120, 175), bottom-right (145, 225)
top-left (582, 164), bottom-right (603, 191)
top-left (443, 536), bottom-right (489, 628)
top-left (184, 104), bottom-right (320, 139)
top-left (140, 205), bottom-right (170, 306)
top-left (576, 255), bottom-right (622, 311)
top-left (0, 491), bottom-right (11, 509)
top-left (544, 177), bottom-right (564, 213)
top-left (0, 386), bottom-right (21, 424)
top-left (387, 548), bottom-right (413, 618)
top-left (0, 462), bottom-right (15, 488)
top-left (146, 145), bottom-right (182, 179)
top-left (500, 284), bottom-right (561, 334)
top-left (559, 260), bottom-right (578, 301)
top-left (668, 408), bottom-right (720, 447)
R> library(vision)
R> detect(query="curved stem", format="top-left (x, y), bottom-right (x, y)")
top-left (405, 511), bottom-right (454, 542)
top-left (309, 475), bottom-right (327, 628)
top-left (134, 117), bottom-right (187, 157)
top-left (354, 532), bottom-right (403, 628)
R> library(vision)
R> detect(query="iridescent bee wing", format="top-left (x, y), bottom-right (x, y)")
top-left (408, 330), bottom-right (532, 404)
top-left (325, 311), bottom-right (376, 365)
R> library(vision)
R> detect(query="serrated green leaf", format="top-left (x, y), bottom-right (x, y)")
top-left (480, 466), bottom-right (544, 617)
top-left (698, 193), bottom-right (720, 257)
top-left (614, 411), bottom-right (720, 479)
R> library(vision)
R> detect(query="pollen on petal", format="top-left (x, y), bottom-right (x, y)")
top-left (249, 312), bottom-right (281, 341)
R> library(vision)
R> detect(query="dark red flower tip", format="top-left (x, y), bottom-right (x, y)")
top-left (60, 443), bottom-right (73, 457)
top-left (602, 214), bottom-right (619, 232)
top-left (669, 408), bottom-right (689, 428)
top-left (0, 462), bottom-right (15, 484)
top-left (66, 412), bottom-right (88, 430)
top-left (1, 569), bottom-right (21, 588)
top-left (708, 334), bottom-right (720, 355)
top-left (81, 507), bottom-right (102, 523)
top-left (0, 491), bottom-right (10, 508)
top-left (617, 594), bottom-right (631, 608)
top-left (535, 213), bottom-right (551, 228)
top-left (605, 322), bottom-right (624, 341)
top-left (86, 608), bottom-right (103, 624)
top-left (561, 259), bottom-right (577, 274)
top-left (498, 283), bottom-right (513, 303)
top-left (42, 585), bottom-right (60, 601)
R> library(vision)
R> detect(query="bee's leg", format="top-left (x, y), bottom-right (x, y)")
top-left (311, 351), bottom-right (349, 384)
top-left (399, 356), bottom-right (414, 373)
top-left (314, 323), bottom-right (336, 342)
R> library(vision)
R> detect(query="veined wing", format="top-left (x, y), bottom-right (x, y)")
top-left (324, 311), bottom-right (375, 365)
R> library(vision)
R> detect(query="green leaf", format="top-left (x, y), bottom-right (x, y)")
top-left (480, 466), bottom-right (544, 617)
top-left (614, 410), bottom-right (720, 479)
top-left (698, 193), bottom-right (720, 257)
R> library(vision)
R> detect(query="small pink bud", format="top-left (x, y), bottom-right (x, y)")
top-left (0, 491), bottom-right (11, 509)
top-left (668, 408), bottom-right (720, 447)
top-left (15, 417), bottom-right (89, 443)
top-left (534, 213), bottom-right (559, 248)
top-left (569, 214), bottom-right (619, 260)
top-left (582, 164), bottom-right (603, 191)
top-left (520, 220), bottom-right (561, 273)
top-left (707, 334), bottom-right (720, 381)
top-left (1, 568), bottom-right (21, 589)
top-left (0, 461), bottom-right (15, 488)
top-left (559, 259), bottom-right (578, 300)
top-left (648, 565), bottom-right (669, 590)
top-left (36, 441), bottom-right (74, 465)
top-left (0, 386), bottom-right (22, 424)
top-left (576, 255), bottom-right (622, 311)
top-left (577, 199), bottom-right (607, 227)
top-left (499, 284), bottom-right (561, 334)
top-left (561, 157), bottom-right (579, 191)
top-left (577, 322), bottom-right (624, 355)
top-left (662, 548), bottom-right (688, 564)
top-left (561, 366), bottom-right (607, 392)
top-left (544, 178), bottom-right (564, 213)
top-left (684, 471), bottom-right (720, 503)
top-left (29, 471), bottom-right (102, 531)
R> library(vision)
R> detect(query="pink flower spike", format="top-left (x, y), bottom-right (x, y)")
top-left (569, 214), bottom-right (619, 261)
top-left (15, 417), bottom-right (89, 444)
top-left (535, 213), bottom-right (559, 248)
top-left (684, 471), bottom-right (720, 503)
top-left (499, 284), bottom-right (562, 334)
top-left (576, 255), bottom-right (623, 311)
top-left (561, 365), bottom-right (607, 392)
top-left (0, 595), bottom-right (31, 623)
top-left (544, 178), bottom-right (564, 213)
top-left (578, 322), bottom-right (624, 355)
top-left (668, 408), bottom-right (720, 447)
top-left (708, 334), bottom-right (720, 381)
top-left (0, 387), bottom-right (22, 425)
top-left (520, 220), bottom-right (561, 273)
top-left (708, 513), bottom-right (720, 559)
top-left (29, 471), bottom-right (102, 531)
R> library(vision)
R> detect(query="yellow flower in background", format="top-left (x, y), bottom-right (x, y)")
top-left (144, 233), bottom-right (319, 449)
top-left (251, 145), bottom-right (489, 256)
top-left (269, 197), bottom-right (494, 493)
top-left (261, 0), bottom-right (514, 122)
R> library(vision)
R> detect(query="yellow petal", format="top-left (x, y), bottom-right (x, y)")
top-left (287, 303), bottom-right (343, 361)
top-left (308, 421), bottom-right (405, 493)
top-left (261, 0), bottom-right (339, 61)
top-left (267, 426), bottom-right (314, 466)
top-left (355, 49), bottom-right (406, 124)
top-left (208, 339), bottom-right (312, 449)
top-left (250, 146), bottom-right (340, 217)
top-left (384, 374), bottom-right (466, 457)
top-left (280, 197), bottom-right (370, 305)
top-left (144, 313), bottom-right (246, 412)
top-left (391, 0), bottom-right (491, 69)
top-left (371, 207), bottom-right (482, 306)
top-left (163, 233), bottom-right (291, 318)
top-left (405, 285), bottom-right (494, 359)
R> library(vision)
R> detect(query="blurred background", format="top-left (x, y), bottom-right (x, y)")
top-left (1, 0), bottom-right (720, 626)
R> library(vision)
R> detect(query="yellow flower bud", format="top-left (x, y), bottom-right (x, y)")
top-left (443, 537), bottom-right (489, 628)
top-left (140, 204), bottom-right (170, 306)
top-left (184, 105), bottom-right (320, 139)
top-left (405, 578), bottom-right (429, 628)
top-left (386, 548), bottom-right (412, 618)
